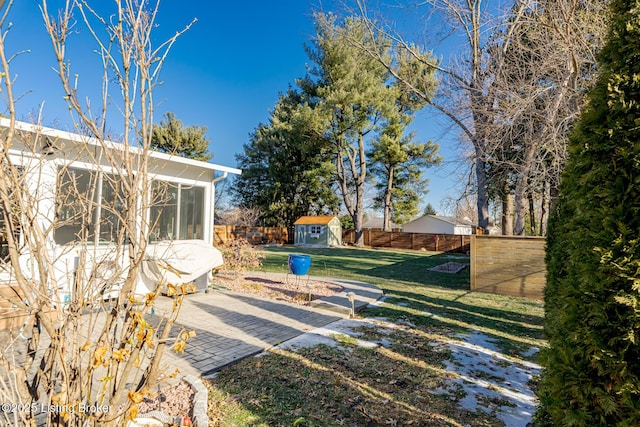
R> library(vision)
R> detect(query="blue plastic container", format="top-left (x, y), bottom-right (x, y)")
top-left (288, 254), bottom-right (311, 275)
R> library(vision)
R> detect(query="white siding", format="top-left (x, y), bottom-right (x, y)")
top-left (403, 216), bottom-right (455, 234)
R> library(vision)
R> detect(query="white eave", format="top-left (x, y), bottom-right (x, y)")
top-left (0, 117), bottom-right (242, 176)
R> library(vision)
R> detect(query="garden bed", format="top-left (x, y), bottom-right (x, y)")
top-left (213, 272), bottom-right (343, 305)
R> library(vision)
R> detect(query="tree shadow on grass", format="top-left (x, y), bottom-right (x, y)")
top-left (263, 246), bottom-right (436, 277)
top-left (384, 289), bottom-right (544, 328)
top-left (362, 295), bottom-right (544, 357)
top-left (359, 258), bottom-right (471, 290)
top-left (207, 340), bottom-right (500, 427)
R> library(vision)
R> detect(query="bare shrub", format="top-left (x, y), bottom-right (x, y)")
top-left (218, 239), bottom-right (265, 275)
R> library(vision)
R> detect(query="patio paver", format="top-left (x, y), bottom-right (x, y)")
top-left (153, 274), bottom-right (383, 378)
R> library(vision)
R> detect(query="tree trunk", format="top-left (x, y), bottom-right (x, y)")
top-left (514, 145), bottom-right (536, 236)
top-left (539, 182), bottom-right (548, 236)
top-left (514, 182), bottom-right (526, 236)
top-left (528, 190), bottom-right (536, 236)
top-left (353, 207), bottom-right (365, 247)
top-left (502, 192), bottom-right (514, 236)
top-left (382, 167), bottom-right (394, 232)
top-left (475, 156), bottom-right (490, 231)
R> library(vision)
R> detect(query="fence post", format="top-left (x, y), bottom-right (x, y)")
top-left (470, 235), bottom-right (477, 291)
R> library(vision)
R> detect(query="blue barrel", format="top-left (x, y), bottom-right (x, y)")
top-left (288, 254), bottom-right (311, 275)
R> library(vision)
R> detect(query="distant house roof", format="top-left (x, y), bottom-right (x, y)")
top-left (428, 215), bottom-right (476, 227)
top-left (294, 215), bottom-right (338, 225)
top-left (362, 217), bottom-right (400, 229)
top-left (403, 214), bottom-right (477, 229)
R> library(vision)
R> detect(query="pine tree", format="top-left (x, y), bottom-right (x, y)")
top-left (538, 1), bottom-right (640, 424)
top-left (233, 90), bottom-right (340, 227)
top-left (151, 112), bottom-right (213, 161)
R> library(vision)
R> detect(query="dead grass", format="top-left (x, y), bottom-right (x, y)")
top-left (206, 320), bottom-right (502, 426)
top-left (205, 247), bottom-right (544, 426)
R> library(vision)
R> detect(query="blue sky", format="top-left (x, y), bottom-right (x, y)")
top-left (6, 0), bottom-right (464, 215)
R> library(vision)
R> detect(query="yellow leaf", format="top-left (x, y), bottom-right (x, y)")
top-left (145, 292), bottom-right (156, 306)
top-left (81, 341), bottom-right (91, 352)
top-left (188, 330), bottom-right (196, 338)
top-left (128, 390), bottom-right (144, 404)
top-left (51, 390), bottom-right (67, 405)
top-left (112, 349), bottom-right (130, 362)
top-left (126, 406), bottom-right (139, 421)
top-left (93, 346), bottom-right (108, 368)
top-left (173, 341), bottom-right (186, 354)
top-left (166, 284), bottom-right (177, 297)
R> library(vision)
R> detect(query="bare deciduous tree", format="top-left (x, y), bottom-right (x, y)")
top-left (0, 1), bottom-right (197, 425)
top-left (353, 0), bottom-right (606, 235)
top-left (484, 0), bottom-right (607, 235)
top-left (216, 206), bottom-right (262, 227)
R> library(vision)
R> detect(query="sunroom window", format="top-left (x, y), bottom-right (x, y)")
top-left (99, 173), bottom-right (126, 242)
top-left (150, 181), bottom-right (178, 241)
top-left (0, 165), bottom-right (23, 260)
top-left (179, 185), bottom-right (204, 240)
top-left (55, 169), bottom-right (206, 244)
top-left (55, 167), bottom-right (98, 245)
top-left (150, 181), bottom-right (204, 241)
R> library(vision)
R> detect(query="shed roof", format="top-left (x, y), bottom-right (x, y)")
top-left (294, 215), bottom-right (338, 225)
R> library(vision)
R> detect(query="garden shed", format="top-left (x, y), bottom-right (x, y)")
top-left (402, 214), bottom-right (476, 235)
top-left (293, 216), bottom-right (342, 247)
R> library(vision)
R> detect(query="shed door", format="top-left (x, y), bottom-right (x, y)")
top-left (295, 225), bottom-right (305, 244)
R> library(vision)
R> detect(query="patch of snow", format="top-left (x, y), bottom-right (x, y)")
top-left (455, 329), bottom-right (500, 352)
top-left (270, 315), bottom-right (541, 427)
top-left (377, 338), bottom-right (393, 348)
top-left (396, 320), bottom-right (417, 328)
top-left (273, 318), bottom-right (396, 351)
top-left (368, 296), bottom-right (389, 306)
top-left (438, 330), bottom-right (541, 427)
top-left (422, 310), bottom-right (442, 319)
top-left (522, 346), bottom-right (540, 358)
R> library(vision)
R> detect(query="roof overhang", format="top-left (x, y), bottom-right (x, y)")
top-left (0, 117), bottom-right (242, 176)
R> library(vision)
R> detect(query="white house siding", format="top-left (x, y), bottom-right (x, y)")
top-left (402, 215), bottom-right (473, 235)
top-left (0, 119), bottom-right (240, 300)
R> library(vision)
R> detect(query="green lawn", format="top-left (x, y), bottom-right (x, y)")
top-left (262, 246), bottom-right (544, 355)
top-left (206, 246), bottom-right (546, 426)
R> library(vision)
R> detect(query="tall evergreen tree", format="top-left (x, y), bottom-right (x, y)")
top-left (368, 122), bottom-right (441, 228)
top-left (151, 112), bottom-right (212, 161)
top-left (233, 90), bottom-right (340, 227)
top-left (538, 1), bottom-right (640, 425)
top-left (303, 13), bottom-right (437, 245)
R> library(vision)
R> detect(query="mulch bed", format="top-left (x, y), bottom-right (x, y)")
top-left (213, 272), bottom-right (343, 305)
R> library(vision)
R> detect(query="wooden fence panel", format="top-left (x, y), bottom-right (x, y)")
top-left (213, 225), bottom-right (289, 245)
top-left (470, 235), bottom-right (546, 299)
top-left (340, 229), bottom-right (469, 253)
top-left (214, 225), bottom-right (470, 253)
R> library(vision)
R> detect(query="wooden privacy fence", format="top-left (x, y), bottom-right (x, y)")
top-left (214, 225), bottom-right (470, 253)
top-left (214, 225), bottom-right (291, 245)
top-left (342, 229), bottom-right (470, 253)
top-left (470, 235), bottom-right (546, 299)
